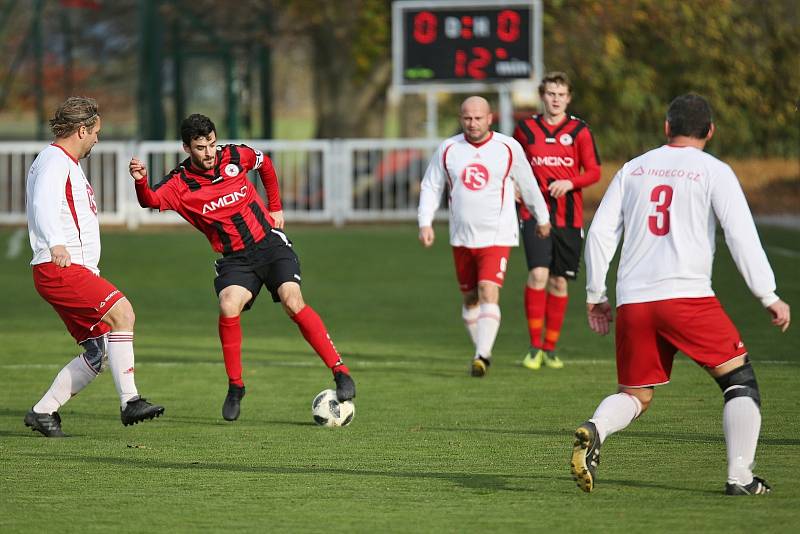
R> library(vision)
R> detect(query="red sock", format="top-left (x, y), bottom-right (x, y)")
top-left (219, 315), bottom-right (244, 386)
top-left (542, 293), bottom-right (568, 351)
top-left (291, 306), bottom-right (349, 375)
top-left (525, 286), bottom-right (547, 349)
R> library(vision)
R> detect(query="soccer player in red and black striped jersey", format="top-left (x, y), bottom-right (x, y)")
top-left (513, 72), bottom-right (601, 370)
top-left (129, 114), bottom-right (355, 421)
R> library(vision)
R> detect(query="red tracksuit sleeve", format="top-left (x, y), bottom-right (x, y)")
top-left (258, 157), bottom-right (283, 212)
top-left (134, 178), bottom-right (162, 209)
top-left (569, 127), bottom-right (602, 189)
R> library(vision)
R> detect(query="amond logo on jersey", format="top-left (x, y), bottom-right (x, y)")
top-left (224, 163), bottom-right (240, 177)
top-left (202, 185), bottom-right (248, 214)
top-left (461, 163), bottom-right (489, 190)
top-left (559, 133), bottom-right (573, 146)
top-left (530, 156), bottom-right (574, 167)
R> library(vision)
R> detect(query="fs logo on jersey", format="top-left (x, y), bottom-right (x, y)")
top-left (86, 183), bottom-right (98, 215)
top-left (461, 163), bottom-right (489, 191)
top-left (254, 149), bottom-right (264, 169)
top-left (559, 133), bottom-right (573, 146)
top-left (224, 163), bottom-right (240, 177)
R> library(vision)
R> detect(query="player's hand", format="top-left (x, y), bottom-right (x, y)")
top-left (419, 226), bottom-right (435, 248)
top-left (129, 158), bottom-right (148, 182)
top-left (536, 222), bottom-right (551, 239)
top-left (50, 245), bottom-right (71, 268)
top-left (270, 210), bottom-right (285, 229)
top-left (548, 179), bottom-right (574, 198)
top-left (767, 299), bottom-right (790, 332)
top-left (587, 301), bottom-right (613, 335)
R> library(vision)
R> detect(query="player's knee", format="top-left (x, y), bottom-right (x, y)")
top-left (528, 268), bottom-right (548, 288)
top-left (477, 282), bottom-right (499, 303)
top-left (279, 284), bottom-right (305, 315)
top-left (714, 361), bottom-right (761, 407)
top-left (548, 276), bottom-right (568, 293)
top-left (105, 298), bottom-right (135, 331)
top-left (81, 335), bottom-right (108, 374)
top-left (621, 387), bottom-right (653, 414)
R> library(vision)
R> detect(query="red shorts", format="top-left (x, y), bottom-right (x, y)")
top-left (615, 297), bottom-right (747, 387)
top-left (452, 246), bottom-right (511, 292)
top-left (33, 263), bottom-right (125, 344)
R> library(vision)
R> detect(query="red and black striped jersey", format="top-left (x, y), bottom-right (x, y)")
top-left (513, 114), bottom-right (601, 228)
top-left (135, 144), bottom-right (283, 254)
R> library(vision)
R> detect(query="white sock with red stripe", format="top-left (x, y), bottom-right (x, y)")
top-left (723, 397), bottom-right (761, 486)
top-left (108, 332), bottom-right (139, 408)
top-left (33, 354), bottom-right (97, 414)
top-left (462, 305), bottom-right (480, 347)
top-left (475, 303), bottom-right (501, 359)
top-left (590, 392), bottom-right (643, 443)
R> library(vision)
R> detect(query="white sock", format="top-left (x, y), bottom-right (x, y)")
top-left (107, 332), bottom-right (139, 408)
top-left (475, 303), bottom-right (501, 359)
top-left (589, 392), bottom-right (643, 443)
top-left (462, 305), bottom-right (480, 347)
top-left (723, 397), bottom-right (761, 485)
top-left (33, 354), bottom-right (98, 414)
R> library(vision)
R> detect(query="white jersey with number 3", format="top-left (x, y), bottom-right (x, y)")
top-left (418, 132), bottom-right (549, 247)
top-left (26, 144), bottom-right (102, 273)
top-left (585, 144), bottom-right (778, 308)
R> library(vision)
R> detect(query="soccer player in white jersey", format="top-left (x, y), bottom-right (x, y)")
top-left (570, 94), bottom-right (791, 495)
top-left (24, 97), bottom-right (164, 437)
top-left (418, 96), bottom-right (551, 377)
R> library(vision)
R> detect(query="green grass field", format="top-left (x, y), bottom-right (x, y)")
top-left (1, 224), bottom-right (798, 533)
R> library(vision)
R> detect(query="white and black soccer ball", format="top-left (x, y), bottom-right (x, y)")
top-left (311, 389), bottom-right (354, 427)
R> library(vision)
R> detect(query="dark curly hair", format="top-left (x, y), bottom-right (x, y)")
top-left (181, 114), bottom-right (216, 145)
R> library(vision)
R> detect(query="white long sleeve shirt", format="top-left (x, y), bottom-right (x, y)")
top-left (585, 144), bottom-right (779, 308)
top-left (26, 144), bottom-right (102, 274)
top-left (418, 132), bottom-right (550, 247)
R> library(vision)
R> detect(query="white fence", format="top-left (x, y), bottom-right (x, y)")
top-left (0, 139), bottom-right (441, 227)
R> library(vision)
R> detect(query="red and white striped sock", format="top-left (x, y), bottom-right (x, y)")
top-left (462, 304), bottom-right (480, 347)
top-left (475, 303), bottom-right (501, 359)
top-left (33, 353), bottom-right (97, 414)
top-left (108, 331), bottom-right (138, 408)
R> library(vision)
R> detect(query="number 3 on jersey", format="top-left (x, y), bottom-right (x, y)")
top-left (648, 184), bottom-right (673, 236)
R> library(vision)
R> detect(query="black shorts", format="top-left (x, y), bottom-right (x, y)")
top-left (213, 229), bottom-right (301, 310)
top-left (520, 218), bottom-right (583, 279)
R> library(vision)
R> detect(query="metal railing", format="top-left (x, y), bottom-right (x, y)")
top-left (0, 139), bottom-right (441, 227)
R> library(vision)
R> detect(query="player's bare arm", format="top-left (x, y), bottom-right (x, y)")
top-left (767, 299), bottom-right (791, 332)
top-left (548, 179), bottom-right (574, 198)
top-left (419, 226), bottom-right (435, 248)
top-left (49, 244), bottom-right (71, 267)
top-left (270, 210), bottom-right (285, 229)
top-left (586, 301), bottom-right (613, 335)
top-left (129, 157), bottom-right (148, 181)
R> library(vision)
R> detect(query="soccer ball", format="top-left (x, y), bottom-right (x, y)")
top-left (311, 389), bottom-right (354, 427)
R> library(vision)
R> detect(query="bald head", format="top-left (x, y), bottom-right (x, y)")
top-left (460, 96), bottom-right (493, 143)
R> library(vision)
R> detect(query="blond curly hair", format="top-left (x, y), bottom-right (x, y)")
top-left (49, 96), bottom-right (100, 138)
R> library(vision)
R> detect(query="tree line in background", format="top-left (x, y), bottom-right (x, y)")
top-left (0, 0), bottom-right (797, 160)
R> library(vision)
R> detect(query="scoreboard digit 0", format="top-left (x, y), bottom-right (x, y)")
top-left (396, 1), bottom-right (535, 85)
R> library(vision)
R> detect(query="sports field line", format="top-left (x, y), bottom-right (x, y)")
top-left (3, 358), bottom-right (797, 370)
top-left (766, 245), bottom-right (800, 258)
top-left (5, 228), bottom-right (25, 259)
